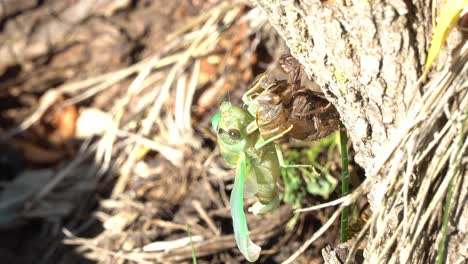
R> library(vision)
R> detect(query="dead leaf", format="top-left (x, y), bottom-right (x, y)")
top-left (199, 55), bottom-right (221, 84)
top-left (49, 104), bottom-right (78, 145)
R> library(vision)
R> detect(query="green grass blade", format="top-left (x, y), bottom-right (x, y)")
top-left (187, 225), bottom-right (198, 264)
top-left (339, 123), bottom-right (349, 242)
top-left (437, 107), bottom-right (466, 263)
top-left (436, 176), bottom-right (455, 264)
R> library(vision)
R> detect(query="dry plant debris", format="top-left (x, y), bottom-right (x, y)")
top-left (4, 0), bottom-right (462, 263)
top-left (0, 1), bottom-right (345, 263)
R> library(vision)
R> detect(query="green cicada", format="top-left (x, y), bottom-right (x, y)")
top-left (212, 101), bottom-right (310, 262)
top-left (212, 55), bottom-right (341, 262)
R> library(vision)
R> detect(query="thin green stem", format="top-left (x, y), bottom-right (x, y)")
top-left (436, 176), bottom-right (454, 264)
top-left (339, 123), bottom-right (349, 243)
top-left (437, 110), bottom-right (466, 263)
top-left (187, 225), bottom-right (198, 264)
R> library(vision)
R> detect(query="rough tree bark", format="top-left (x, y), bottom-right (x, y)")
top-left (254, 0), bottom-right (432, 173)
top-left (252, 0), bottom-right (466, 263)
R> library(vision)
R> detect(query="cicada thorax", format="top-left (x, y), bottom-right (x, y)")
top-left (288, 89), bottom-right (341, 141)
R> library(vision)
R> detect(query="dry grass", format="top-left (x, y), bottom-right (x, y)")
top-left (282, 42), bottom-right (467, 264)
top-left (351, 43), bottom-right (467, 263)
top-left (54, 2), bottom-right (273, 262)
top-left (1, 2), bottom-right (300, 263)
top-left (1, 1), bottom-right (465, 263)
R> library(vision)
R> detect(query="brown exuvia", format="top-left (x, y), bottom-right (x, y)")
top-left (244, 54), bottom-right (341, 142)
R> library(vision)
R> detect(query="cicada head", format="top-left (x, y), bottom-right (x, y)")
top-left (212, 101), bottom-right (256, 166)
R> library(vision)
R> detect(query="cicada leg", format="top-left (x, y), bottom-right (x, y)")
top-left (246, 120), bottom-right (258, 135)
top-left (242, 74), bottom-right (269, 116)
top-left (253, 126), bottom-right (315, 169)
top-left (275, 144), bottom-right (316, 170)
top-left (253, 125), bottom-right (294, 150)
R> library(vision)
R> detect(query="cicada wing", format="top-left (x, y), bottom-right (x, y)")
top-left (244, 161), bottom-right (258, 198)
top-left (211, 113), bottom-right (221, 131)
top-left (230, 153), bottom-right (261, 262)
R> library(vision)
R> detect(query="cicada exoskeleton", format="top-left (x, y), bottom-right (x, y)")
top-left (246, 55), bottom-right (341, 142)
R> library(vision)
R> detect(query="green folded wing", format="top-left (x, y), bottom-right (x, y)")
top-left (230, 152), bottom-right (261, 262)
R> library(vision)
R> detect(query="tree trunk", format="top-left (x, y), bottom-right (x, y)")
top-left (252, 0), bottom-right (467, 263)
top-left (253, 0), bottom-right (434, 172)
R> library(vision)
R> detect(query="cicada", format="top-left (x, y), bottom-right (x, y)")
top-left (242, 55), bottom-right (340, 143)
top-left (212, 102), bottom-right (276, 262)
top-left (212, 101), bottom-right (310, 262)
top-left (211, 55), bottom-right (340, 262)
